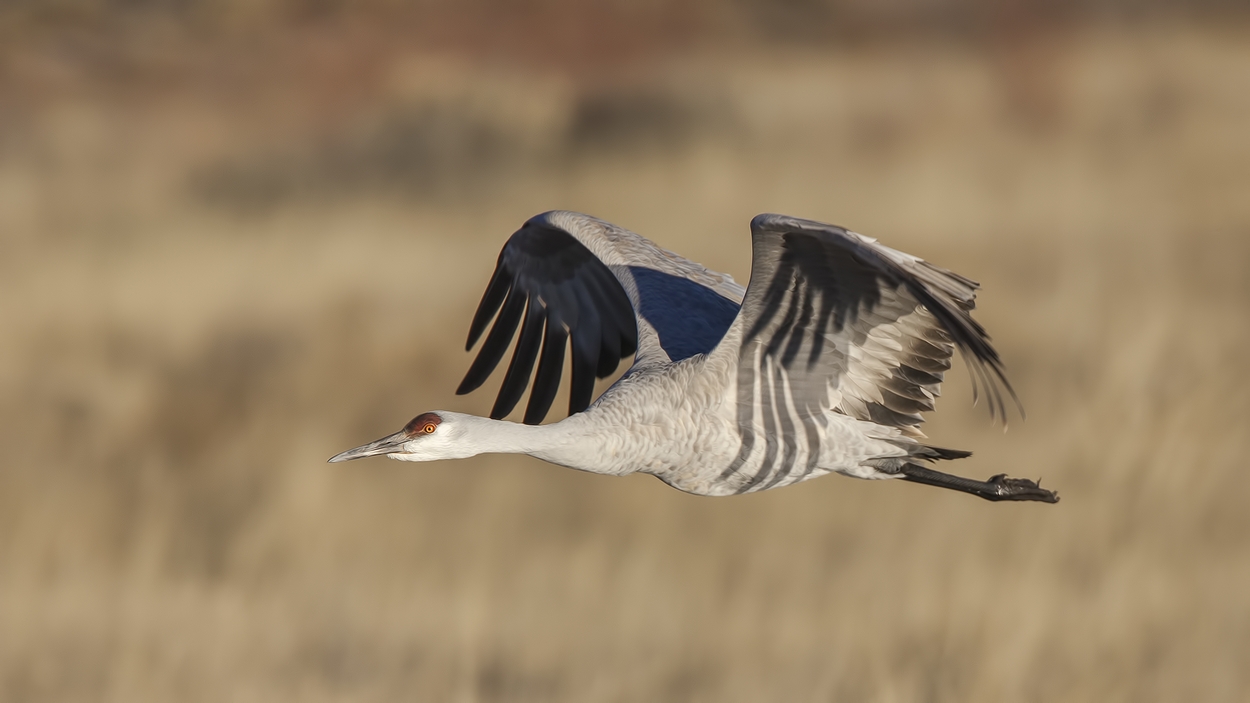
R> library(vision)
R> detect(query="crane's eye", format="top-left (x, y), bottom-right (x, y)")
top-left (404, 412), bottom-right (443, 436)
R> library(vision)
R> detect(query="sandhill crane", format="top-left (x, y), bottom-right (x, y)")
top-left (330, 211), bottom-right (1057, 503)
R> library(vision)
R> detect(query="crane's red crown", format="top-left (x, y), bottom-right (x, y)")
top-left (403, 412), bottom-right (442, 436)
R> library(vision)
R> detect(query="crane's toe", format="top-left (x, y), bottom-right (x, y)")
top-left (984, 474), bottom-right (1059, 503)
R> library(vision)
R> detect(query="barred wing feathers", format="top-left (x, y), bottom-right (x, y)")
top-left (725, 214), bottom-right (1019, 440)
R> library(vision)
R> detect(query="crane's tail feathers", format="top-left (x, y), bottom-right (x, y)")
top-left (874, 440), bottom-right (972, 464)
top-left (914, 445), bottom-right (973, 461)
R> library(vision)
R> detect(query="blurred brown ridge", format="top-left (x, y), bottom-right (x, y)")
top-left (2, 2), bottom-right (1249, 702)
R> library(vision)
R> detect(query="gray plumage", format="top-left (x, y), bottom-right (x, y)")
top-left (330, 211), bottom-right (1057, 503)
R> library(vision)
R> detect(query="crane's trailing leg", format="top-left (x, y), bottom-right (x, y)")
top-left (898, 464), bottom-right (1059, 503)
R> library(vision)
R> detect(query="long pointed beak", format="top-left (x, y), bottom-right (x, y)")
top-left (328, 430), bottom-right (409, 463)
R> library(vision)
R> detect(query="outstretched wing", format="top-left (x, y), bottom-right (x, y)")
top-left (722, 213), bottom-right (1018, 440)
top-left (456, 211), bottom-right (743, 424)
top-left (455, 218), bottom-right (638, 425)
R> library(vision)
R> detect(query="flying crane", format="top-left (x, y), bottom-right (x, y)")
top-left (331, 211), bottom-right (1057, 503)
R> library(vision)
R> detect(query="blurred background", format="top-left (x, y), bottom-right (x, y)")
top-left (2, 1), bottom-right (1248, 701)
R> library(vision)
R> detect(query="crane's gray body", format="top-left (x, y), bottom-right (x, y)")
top-left (495, 211), bottom-right (989, 497)
top-left (540, 358), bottom-right (904, 496)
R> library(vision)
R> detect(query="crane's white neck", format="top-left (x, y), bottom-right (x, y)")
top-left (454, 413), bottom-right (577, 456)
top-left (394, 411), bottom-right (625, 475)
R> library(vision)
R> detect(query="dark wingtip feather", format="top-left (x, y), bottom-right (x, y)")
top-left (490, 300), bottom-right (545, 418)
top-left (524, 324), bottom-right (568, 425)
top-left (595, 333), bottom-right (623, 377)
top-left (465, 263), bottom-right (511, 351)
top-left (457, 287), bottom-right (525, 396)
top-left (569, 330), bottom-right (599, 416)
top-left (618, 330), bottom-right (638, 360)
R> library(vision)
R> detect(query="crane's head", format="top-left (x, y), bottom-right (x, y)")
top-left (328, 411), bottom-right (466, 463)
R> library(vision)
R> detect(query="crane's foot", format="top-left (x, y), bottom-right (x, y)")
top-left (900, 465), bottom-right (1059, 503)
top-left (980, 473), bottom-right (1060, 503)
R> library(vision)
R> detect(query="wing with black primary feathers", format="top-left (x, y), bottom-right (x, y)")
top-left (455, 212), bottom-right (748, 425)
top-left (455, 221), bottom-right (639, 425)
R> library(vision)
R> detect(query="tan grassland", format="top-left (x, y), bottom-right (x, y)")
top-left (1, 13), bottom-right (1248, 702)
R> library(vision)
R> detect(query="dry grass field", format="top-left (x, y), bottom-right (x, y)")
top-left (2, 4), bottom-right (1249, 701)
